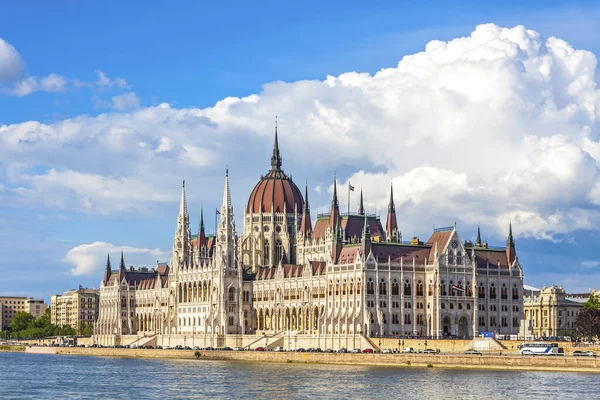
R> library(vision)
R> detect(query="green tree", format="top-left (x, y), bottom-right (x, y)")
top-left (576, 308), bottom-right (600, 340)
top-left (9, 312), bottom-right (35, 332)
top-left (583, 292), bottom-right (600, 310)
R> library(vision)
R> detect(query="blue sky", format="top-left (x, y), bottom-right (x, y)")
top-left (2, 0), bottom-right (600, 300)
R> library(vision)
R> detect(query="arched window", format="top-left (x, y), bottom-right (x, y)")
top-left (229, 287), bottom-right (235, 302)
top-left (263, 240), bottom-right (270, 265)
top-left (512, 285), bottom-right (519, 300)
top-left (404, 280), bottom-right (412, 296)
top-left (367, 279), bottom-right (375, 295)
top-left (501, 284), bottom-right (508, 300)
top-left (275, 239), bottom-right (283, 264)
top-left (466, 281), bottom-right (472, 297)
top-left (448, 252), bottom-right (454, 265)
top-left (456, 251), bottom-right (462, 265)
top-left (391, 279), bottom-right (399, 296)
top-left (490, 284), bottom-right (497, 299)
top-left (478, 284), bottom-right (485, 299)
top-left (379, 279), bottom-right (387, 295)
top-left (428, 280), bottom-right (434, 296)
top-left (416, 280), bottom-right (424, 296)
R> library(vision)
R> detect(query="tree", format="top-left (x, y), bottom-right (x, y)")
top-left (9, 312), bottom-right (35, 332)
top-left (576, 308), bottom-right (600, 340)
top-left (583, 292), bottom-right (600, 310)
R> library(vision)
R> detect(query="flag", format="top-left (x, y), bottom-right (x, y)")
top-left (216, 209), bottom-right (221, 215)
top-left (349, 183), bottom-right (355, 191)
top-left (452, 285), bottom-right (465, 292)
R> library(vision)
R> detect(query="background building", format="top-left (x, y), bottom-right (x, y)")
top-left (0, 296), bottom-right (47, 330)
top-left (523, 285), bottom-right (590, 337)
top-left (51, 287), bottom-right (100, 334)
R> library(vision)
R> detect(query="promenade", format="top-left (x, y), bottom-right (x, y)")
top-left (18, 346), bottom-right (600, 373)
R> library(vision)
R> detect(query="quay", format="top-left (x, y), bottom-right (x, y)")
top-left (14, 346), bottom-right (600, 373)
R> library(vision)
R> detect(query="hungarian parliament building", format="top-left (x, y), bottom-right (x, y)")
top-left (95, 129), bottom-right (525, 348)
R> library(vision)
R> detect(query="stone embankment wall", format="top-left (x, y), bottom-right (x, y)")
top-left (29, 347), bottom-right (600, 373)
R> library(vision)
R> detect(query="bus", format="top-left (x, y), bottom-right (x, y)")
top-left (518, 342), bottom-right (563, 356)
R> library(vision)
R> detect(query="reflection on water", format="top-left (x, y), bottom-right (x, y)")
top-left (0, 352), bottom-right (596, 399)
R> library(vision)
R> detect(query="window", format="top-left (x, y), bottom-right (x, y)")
top-left (228, 288), bottom-right (235, 302)
top-left (490, 284), bottom-right (496, 299)
top-left (379, 279), bottom-right (387, 295)
top-left (456, 251), bottom-right (462, 265)
top-left (263, 240), bottom-right (270, 265)
top-left (367, 279), bottom-right (375, 295)
top-left (404, 314), bottom-right (412, 324)
top-left (391, 280), bottom-right (399, 296)
top-left (275, 239), bottom-right (283, 264)
top-left (501, 316), bottom-right (508, 327)
top-left (478, 285), bottom-right (485, 299)
top-left (392, 314), bottom-right (399, 324)
top-left (512, 285), bottom-right (519, 300)
top-left (417, 314), bottom-right (424, 325)
top-left (228, 316), bottom-right (234, 326)
top-left (404, 281), bottom-right (412, 296)
top-left (440, 281), bottom-right (447, 296)
top-left (479, 316), bottom-right (485, 326)
top-left (512, 317), bottom-right (519, 328)
top-left (448, 252), bottom-right (454, 265)
top-left (501, 284), bottom-right (508, 300)
top-left (416, 281), bottom-right (424, 296)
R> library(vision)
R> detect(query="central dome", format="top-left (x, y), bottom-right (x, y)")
top-left (246, 130), bottom-right (304, 214)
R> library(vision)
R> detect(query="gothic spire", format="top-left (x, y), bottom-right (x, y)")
top-left (119, 251), bottom-right (126, 270)
top-left (358, 187), bottom-right (365, 215)
top-left (386, 183), bottom-right (399, 242)
top-left (179, 179), bottom-right (188, 218)
top-left (222, 168), bottom-right (232, 211)
top-left (329, 175), bottom-right (340, 230)
top-left (300, 181), bottom-right (312, 236)
top-left (270, 117), bottom-right (282, 171)
top-left (103, 253), bottom-right (112, 284)
top-left (507, 221), bottom-right (514, 247)
top-left (362, 213), bottom-right (371, 241)
top-left (199, 207), bottom-right (205, 233)
top-left (476, 225), bottom-right (482, 247)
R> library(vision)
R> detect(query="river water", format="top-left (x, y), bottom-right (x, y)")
top-left (0, 352), bottom-right (596, 399)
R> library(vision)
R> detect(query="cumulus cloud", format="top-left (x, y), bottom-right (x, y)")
top-left (0, 38), bottom-right (25, 82)
top-left (74, 70), bottom-right (128, 89)
top-left (2, 24), bottom-right (600, 242)
top-left (65, 241), bottom-right (169, 276)
top-left (10, 73), bottom-right (67, 96)
top-left (111, 92), bottom-right (140, 111)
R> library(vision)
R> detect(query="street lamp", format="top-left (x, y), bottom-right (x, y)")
top-left (193, 326), bottom-right (195, 348)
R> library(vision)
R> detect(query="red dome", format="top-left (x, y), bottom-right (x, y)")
top-left (246, 128), bottom-right (304, 214)
top-left (247, 170), bottom-right (304, 214)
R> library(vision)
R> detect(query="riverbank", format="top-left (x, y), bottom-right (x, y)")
top-left (16, 346), bottom-right (600, 373)
top-left (0, 345), bottom-right (25, 352)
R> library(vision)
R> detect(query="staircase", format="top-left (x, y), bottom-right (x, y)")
top-left (363, 336), bottom-right (380, 351)
top-left (127, 334), bottom-right (157, 348)
top-left (244, 331), bottom-right (285, 350)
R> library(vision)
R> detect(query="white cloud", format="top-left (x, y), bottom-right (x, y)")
top-left (111, 92), bottom-right (140, 111)
top-left (64, 241), bottom-right (168, 276)
top-left (74, 70), bottom-right (128, 89)
top-left (2, 24), bottom-right (600, 241)
top-left (10, 73), bottom-right (67, 96)
top-left (581, 260), bottom-right (600, 269)
top-left (0, 38), bottom-right (24, 82)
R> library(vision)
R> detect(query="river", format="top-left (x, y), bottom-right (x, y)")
top-left (0, 352), bottom-right (596, 399)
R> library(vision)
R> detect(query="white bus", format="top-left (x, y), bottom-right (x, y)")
top-left (518, 342), bottom-right (563, 356)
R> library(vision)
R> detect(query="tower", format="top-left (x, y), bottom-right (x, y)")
top-left (358, 187), bottom-right (365, 215)
top-left (386, 183), bottom-right (400, 243)
top-left (173, 180), bottom-right (192, 271)
top-left (506, 222), bottom-right (516, 265)
top-left (300, 182), bottom-right (312, 237)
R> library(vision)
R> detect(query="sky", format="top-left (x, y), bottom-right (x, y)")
top-left (1, 0), bottom-right (600, 300)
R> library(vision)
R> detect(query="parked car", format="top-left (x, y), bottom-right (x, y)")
top-left (255, 347), bottom-right (265, 351)
top-left (233, 346), bottom-right (243, 351)
top-left (423, 349), bottom-right (437, 354)
top-left (382, 349), bottom-right (392, 354)
top-left (192, 346), bottom-right (200, 350)
top-left (313, 348), bottom-right (323, 353)
top-left (324, 348), bottom-right (334, 353)
top-left (402, 347), bottom-right (415, 353)
top-left (349, 348), bottom-right (361, 353)
top-left (295, 348), bottom-right (306, 352)
top-left (204, 346), bottom-right (214, 351)
top-left (573, 350), bottom-right (596, 357)
top-left (183, 346), bottom-right (192, 350)
top-left (174, 345), bottom-right (183, 350)
top-left (274, 346), bottom-right (284, 352)
top-left (464, 349), bottom-right (482, 355)
top-left (362, 349), bottom-right (374, 354)
top-left (337, 348), bottom-right (348, 353)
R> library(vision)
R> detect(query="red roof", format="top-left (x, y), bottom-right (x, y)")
top-left (425, 230), bottom-right (453, 263)
top-left (474, 249), bottom-right (510, 268)
top-left (370, 243), bottom-right (431, 264)
top-left (246, 170), bottom-right (304, 214)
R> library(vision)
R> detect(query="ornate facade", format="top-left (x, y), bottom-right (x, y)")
top-left (96, 129), bottom-right (525, 347)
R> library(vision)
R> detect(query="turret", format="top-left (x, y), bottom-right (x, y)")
top-left (506, 222), bottom-right (516, 265)
top-left (117, 250), bottom-right (126, 282)
top-left (329, 176), bottom-right (340, 231)
top-left (358, 187), bottom-right (365, 215)
top-left (300, 182), bottom-right (312, 237)
top-left (475, 225), bottom-right (482, 247)
top-left (386, 183), bottom-right (400, 242)
top-left (103, 253), bottom-right (111, 285)
top-left (361, 212), bottom-right (371, 256)
top-left (174, 179), bottom-right (191, 270)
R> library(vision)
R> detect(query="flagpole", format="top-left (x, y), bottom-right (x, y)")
top-left (347, 182), bottom-right (350, 215)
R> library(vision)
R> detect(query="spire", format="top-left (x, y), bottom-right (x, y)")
top-left (119, 251), bottom-right (126, 270)
top-left (362, 212), bottom-right (371, 241)
top-left (179, 179), bottom-right (188, 217)
top-left (386, 183), bottom-right (399, 242)
top-left (103, 253), bottom-right (112, 284)
top-left (476, 225), bottom-right (482, 247)
top-left (507, 221), bottom-right (515, 247)
top-left (300, 182), bottom-right (312, 236)
top-left (222, 168), bottom-right (232, 210)
top-left (329, 175), bottom-right (340, 230)
top-left (270, 117), bottom-right (282, 171)
top-left (199, 208), bottom-right (205, 233)
top-left (358, 187), bottom-right (365, 215)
